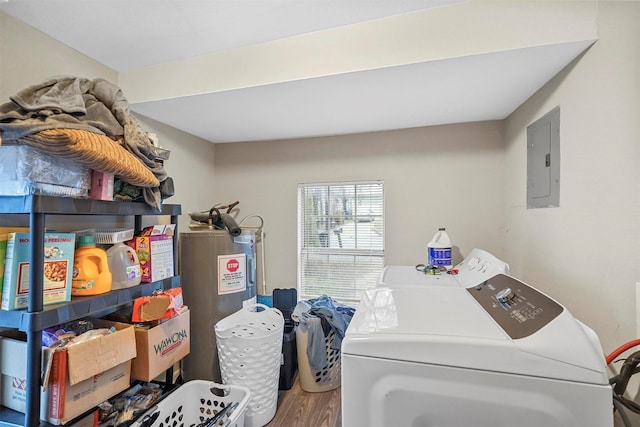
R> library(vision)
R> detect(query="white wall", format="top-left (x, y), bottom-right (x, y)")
top-left (0, 12), bottom-right (217, 234)
top-left (0, 13), bottom-right (117, 102)
top-left (503, 1), bottom-right (640, 354)
top-left (214, 122), bottom-right (505, 292)
top-left (134, 114), bottom-right (215, 232)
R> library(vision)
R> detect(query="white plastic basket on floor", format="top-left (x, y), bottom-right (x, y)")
top-left (296, 322), bottom-right (341, 392)
top-left (215, 304), bottom-right (284, 427)
top-left (133, 380), bottom-right (250, 427)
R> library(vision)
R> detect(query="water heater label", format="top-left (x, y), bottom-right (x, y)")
top-left (218, 253), bottom-right (247, 295)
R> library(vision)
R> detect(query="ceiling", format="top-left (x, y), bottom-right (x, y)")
top-left (1, 0), bottom-right (595, 143)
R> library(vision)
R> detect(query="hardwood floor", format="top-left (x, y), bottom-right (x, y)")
top-left (266, 374), bottom-right (341, 427)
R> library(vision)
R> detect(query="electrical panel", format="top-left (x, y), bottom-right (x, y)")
top-left (527, 107), bottom-right (560, 208)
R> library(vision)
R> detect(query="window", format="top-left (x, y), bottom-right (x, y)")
top-left (297, 181), bottom-right (384, 304)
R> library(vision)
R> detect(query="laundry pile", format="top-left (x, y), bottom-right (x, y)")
top-left (293, 295), bottom-right (355, 372)
top-left (0, 76), bottom-right (168, 210)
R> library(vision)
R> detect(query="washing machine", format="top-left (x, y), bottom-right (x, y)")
top-left (378, 248), bottom-right (510, 288)
top-left (341, 272), bottom-right (613, 427)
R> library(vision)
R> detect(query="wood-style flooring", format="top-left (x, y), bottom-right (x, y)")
top-left (265, 374), bottom-right (341, 427)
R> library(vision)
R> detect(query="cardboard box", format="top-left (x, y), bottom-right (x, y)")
top-left (0, 319), bottom-right (135, 424)
top-left (47, 354), bottom-right (132, 425)
top-left (87, 170), bottom-right (114, 201)
top-left (132, 287), bottom-right (184, 322)
top-left (127, 225), bottom-right (175, 283)
top-left (63, 319), bottom-right (136, 386)
top-left (0, 227), bottom-right (29, 295)
top-left (1, 232), bottom-right (76, 310)
top-left (0, 336), bottom-right (49, 418)
top-left (131, 308), bottom-right (190, 382)
top-left (72, 410), bottom-right (99, 427)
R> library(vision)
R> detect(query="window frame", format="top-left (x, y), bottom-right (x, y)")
top-left (297, 180), bottom-right (385, 304)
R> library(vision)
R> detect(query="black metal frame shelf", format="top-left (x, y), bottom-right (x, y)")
top-left (0, 195), bottom-right (182, 427)
top-left (0, 195), bottom-right (182, 216)
top-left (1, 276), bottom-right (181, 332)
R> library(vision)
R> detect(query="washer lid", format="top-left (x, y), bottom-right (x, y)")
top-left (346, 286), bottom-right (505, 340)
top-left (342, 282), bottom-right (608, 385)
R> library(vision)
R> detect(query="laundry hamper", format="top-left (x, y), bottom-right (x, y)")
top-left (133, 380), bottom-right (250, 427)
top-left (215, 304), bottom-right (284, 427)
top-left (296, 317), bottom-right (342, 393)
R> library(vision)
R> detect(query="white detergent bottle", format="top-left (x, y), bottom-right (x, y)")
top-left (427, 228), bottom-right (452, 269)
top-left (106, 242), bottom-right (142, 289)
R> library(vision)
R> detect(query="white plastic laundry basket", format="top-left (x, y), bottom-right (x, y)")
top-left (133, 380), bottom-right (250, 427)
top-left (215, 304), bottom-right (284, 427)
top-left (296, 325), bottom-right (341, 392)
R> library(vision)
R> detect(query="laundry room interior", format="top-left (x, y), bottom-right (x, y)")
top-left (0, 1), bottom-right (639, 426)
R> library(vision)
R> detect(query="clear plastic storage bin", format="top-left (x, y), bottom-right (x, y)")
top-left (0, 145), bottom-right (90, 198)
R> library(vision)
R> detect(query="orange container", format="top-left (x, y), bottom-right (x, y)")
top-left (71, 235), bottom-right (112, 296)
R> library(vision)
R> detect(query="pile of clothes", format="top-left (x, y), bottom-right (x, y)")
top-left (0, 76), bottom-right (170, 210)
top-left (292, 295), bottom-right (355, 372)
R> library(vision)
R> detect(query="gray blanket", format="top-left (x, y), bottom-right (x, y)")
top-left (0, 76), bottom-right (166, 210)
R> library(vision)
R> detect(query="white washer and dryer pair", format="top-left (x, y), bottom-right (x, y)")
top-left (341, 248), bottom-right (612, 427)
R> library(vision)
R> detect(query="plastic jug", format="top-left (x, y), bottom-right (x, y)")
top-left (107, 242), bottom-right (142, 289)
top-left (72, 235), bottom-right (112, 295)
top-left (428, 227), bottom-right (452, 269)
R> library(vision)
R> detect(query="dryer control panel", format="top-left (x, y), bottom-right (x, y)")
top-left (467, 274), bottom-right (563, 339)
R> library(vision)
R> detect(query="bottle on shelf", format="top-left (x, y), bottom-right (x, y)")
top-left (71, 235), bottom-right (112, 295)
top-left (107, 241), bottom-right (142, 289)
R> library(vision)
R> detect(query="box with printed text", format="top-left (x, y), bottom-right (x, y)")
top-left (0, 227), bottom-right (29, 295)
top-left (1, 232), bottom-right (76, 310)
top-left (0, 336), bottom-right (49, 419)
top-left (131, 307), bottom-right (190, 382)
top-left (0, 319), bottom-right (135, 424)
top-left (127, 225), bottom-right (175, 283)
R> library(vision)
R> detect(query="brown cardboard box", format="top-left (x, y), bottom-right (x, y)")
top-left (131, 308), bottom-right (190, 382)
top-left (0, 319), bottom-right (136, 424)
top-left (47, 356), bottom-right (132, 425)
top-left (63, 319), bottom-right (136, 386)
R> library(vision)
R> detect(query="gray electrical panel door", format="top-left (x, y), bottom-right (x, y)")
top-left (527, 107), bottom-right (560, 208)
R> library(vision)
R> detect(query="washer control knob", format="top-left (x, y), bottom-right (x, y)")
top-left (496, 287), bottom-right (516, 303)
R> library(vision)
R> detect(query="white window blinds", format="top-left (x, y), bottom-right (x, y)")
top-left (297, 181), bottom-right (384, 304)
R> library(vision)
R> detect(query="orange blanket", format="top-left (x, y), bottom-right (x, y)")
top-left (20, 128), bottom-right (159, 188)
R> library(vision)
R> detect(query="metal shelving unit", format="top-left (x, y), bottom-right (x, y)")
top-left (0, 195), bottom-right (182, 427)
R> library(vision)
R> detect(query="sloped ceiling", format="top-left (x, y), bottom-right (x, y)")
top-left (1, 0), bottom-right (598, 143)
